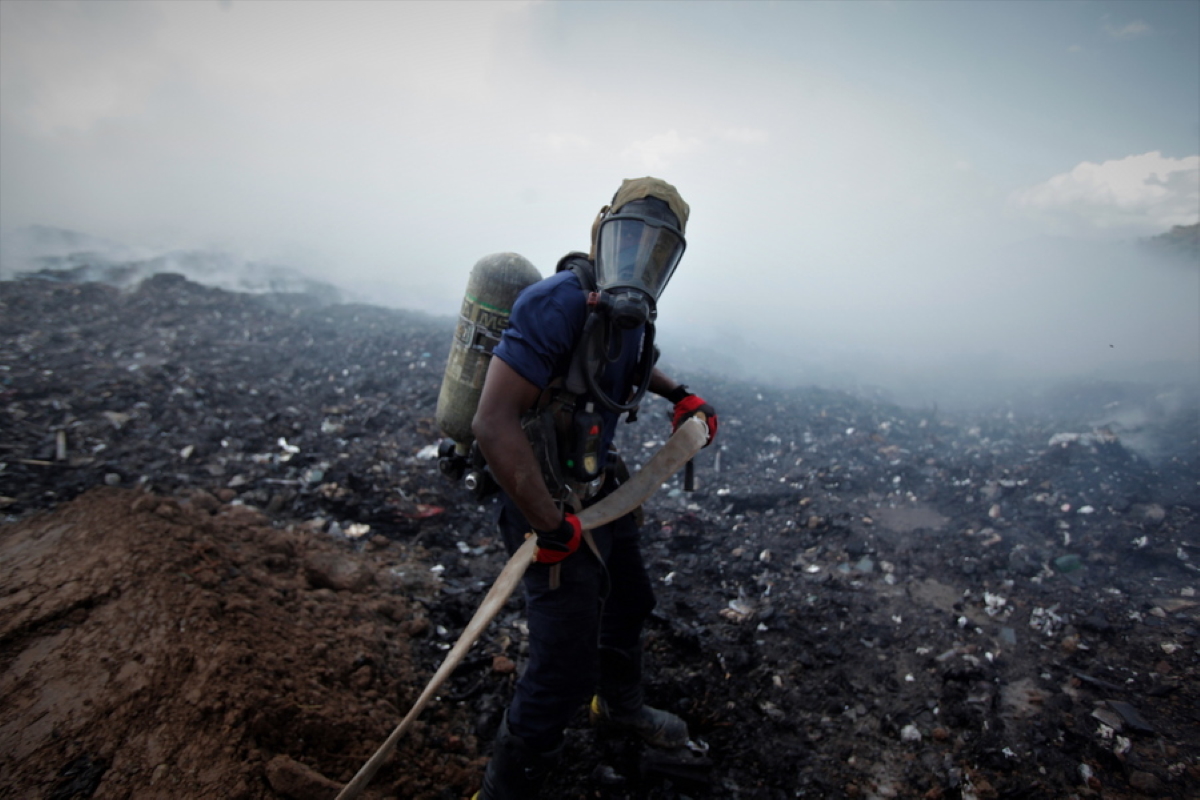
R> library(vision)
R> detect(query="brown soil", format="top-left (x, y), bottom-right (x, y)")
top-left (0, 487), bottom-right (480, 800)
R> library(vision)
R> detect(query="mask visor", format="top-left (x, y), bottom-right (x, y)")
top-left (596, 215), bottom-right (686, 300)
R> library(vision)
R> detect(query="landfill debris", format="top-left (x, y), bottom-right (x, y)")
top-left (1, 271), bottom-right (1198, 799)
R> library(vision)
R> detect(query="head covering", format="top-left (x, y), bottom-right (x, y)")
top-left (590, 177), bottom-right (689, 259)
top-left (609, 177), bottom-right (689, 234)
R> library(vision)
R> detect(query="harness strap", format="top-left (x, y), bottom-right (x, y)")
top-left (547, 528), bottom-right (603, 591)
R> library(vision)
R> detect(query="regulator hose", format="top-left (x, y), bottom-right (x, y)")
top-left (582, 312), bottom-right (657, 415)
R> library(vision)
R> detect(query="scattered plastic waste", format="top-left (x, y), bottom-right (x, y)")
top-left (984, 592), bottom-right (1007, 616)
top-left (1030, 605), bottom-right (1067, 637)
top-left (2, 270), bottom-right (1196, 800)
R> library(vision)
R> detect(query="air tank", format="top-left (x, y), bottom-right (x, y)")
top-left (436, 252), bottom-right (541, 452)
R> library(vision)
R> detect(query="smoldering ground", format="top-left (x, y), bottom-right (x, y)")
top-left (1, 261), bottom-right (1197, 799)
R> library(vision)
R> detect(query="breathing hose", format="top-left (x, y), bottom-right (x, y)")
top-left (581, 312), bottom-right (657, 416)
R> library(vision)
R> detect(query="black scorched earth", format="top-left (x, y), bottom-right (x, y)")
top-left (1, 272), bottom-right (1198, 800)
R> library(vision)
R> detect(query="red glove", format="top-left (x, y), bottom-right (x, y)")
top-left (532, 512), bottom-right (582, 564)
top-left (670, 389), bottom-right (717, 446)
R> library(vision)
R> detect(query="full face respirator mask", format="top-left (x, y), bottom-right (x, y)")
top-left (576, 179), bottom-right (689, 417)
top-left (593, 196), bottom-right (687, 329)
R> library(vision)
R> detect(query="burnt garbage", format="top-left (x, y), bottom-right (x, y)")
top-left (2, 270), bottom-right (1198, 799)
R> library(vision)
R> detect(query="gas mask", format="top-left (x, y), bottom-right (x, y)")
top-left (576, 180), bottom-right (688, 417)
top-left (594, 197), bottom-right (687, 330)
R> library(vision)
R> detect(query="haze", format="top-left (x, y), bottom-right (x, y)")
top-left (2, 0), bottom-right (1198, 406)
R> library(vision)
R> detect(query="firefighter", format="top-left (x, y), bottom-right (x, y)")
top-left (471, 177), bottom-right (718, 798)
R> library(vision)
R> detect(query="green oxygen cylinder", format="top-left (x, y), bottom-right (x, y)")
top-left (436, 253), bottom-right (541, 453)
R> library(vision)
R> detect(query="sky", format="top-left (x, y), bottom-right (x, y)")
top-left (1, 0), bottom-right (1198, 403)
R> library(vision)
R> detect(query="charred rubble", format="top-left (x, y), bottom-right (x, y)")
top-left (1, 271), bottom-right (1198, 799)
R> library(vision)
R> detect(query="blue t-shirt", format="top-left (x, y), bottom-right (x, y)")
top-left (493, 269), bottom-right (646, 460)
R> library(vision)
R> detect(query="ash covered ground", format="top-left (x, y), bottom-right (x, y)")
top-left (1, 272), bottom-right (1198, 800)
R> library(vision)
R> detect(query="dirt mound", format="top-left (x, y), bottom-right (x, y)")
top-left (0, 487), bottom-right (480, 799)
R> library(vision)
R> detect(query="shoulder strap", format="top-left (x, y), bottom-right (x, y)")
top-left (555, 252), bottom-right (596, 293)
top-left (552, 252), bottom-right (597, 396)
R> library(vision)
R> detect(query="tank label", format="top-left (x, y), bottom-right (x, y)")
top-left (455, 296), bottom-right (512, 356)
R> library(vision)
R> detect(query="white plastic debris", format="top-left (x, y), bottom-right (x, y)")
top-left (1030, 605), bottom-right (1066, 637)
top-left (1132, 535), bottom-right (1149, 549)
top-left (1078, 505), bottom-right (1095, 515)
top-left (900, 723), bottom-right (922, 742)
top-left (984, 592), bottom-right (1007, 617)
top-left (416, 443), bottom-right (439, 460)
top-left (179, 444), bottom-right (195, 460)
top-left (728, 598), bottom-right (755, 616)
top-left (1049, 430), bottom-right (1117, 448)
top-left (345, 523), bottom-right (371, 539)
top-left (1161, 642), bottom-right (1182, 654)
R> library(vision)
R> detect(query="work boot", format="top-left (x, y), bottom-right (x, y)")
top-left (591, 646), bottom-right (689, 749)
top-left (589, 693), bottom-right (690, 749)
top-left (473, 712), bottom-right (563, 800)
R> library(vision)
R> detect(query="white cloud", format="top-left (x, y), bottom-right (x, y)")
top-left (620, 130), bottom-right (704, 171)
top-left (1009, 152), bottom-right (1200, 235)
top-left (718, 127), bottom-right (770, 145)
top-left (1104, 19), bottom-right (1151, 39)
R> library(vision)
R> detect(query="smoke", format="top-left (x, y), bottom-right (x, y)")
top-left (657, 233), bottom-right (1199, 411)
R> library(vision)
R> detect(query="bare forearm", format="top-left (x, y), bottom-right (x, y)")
top-left (472, 357), bottom-right (563, 532)
top-left (475, 421), bottom-right (561, 531)
top-left (649, 367), bottom-right (682, 398)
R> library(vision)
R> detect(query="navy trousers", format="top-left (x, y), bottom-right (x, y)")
top-left (496, 489), bottom-right (656, 753)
